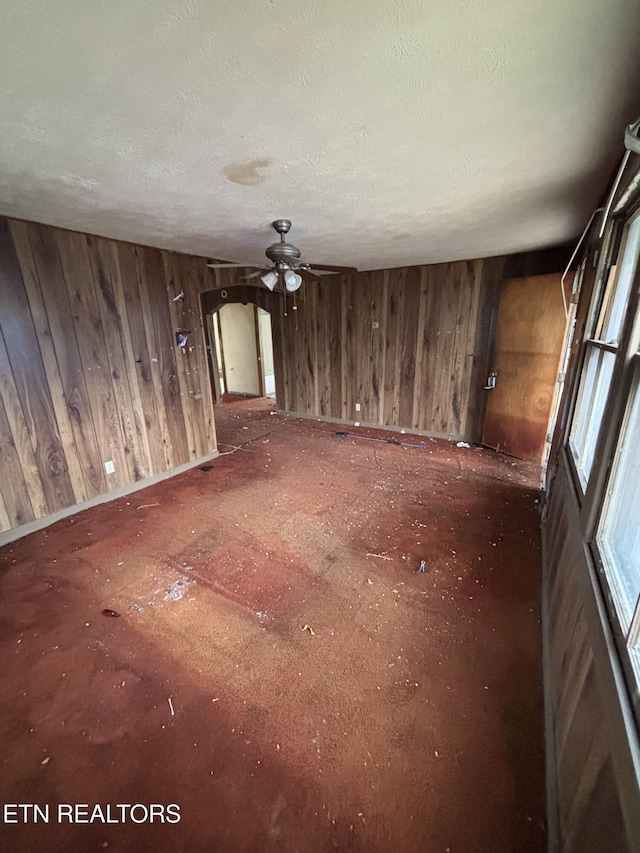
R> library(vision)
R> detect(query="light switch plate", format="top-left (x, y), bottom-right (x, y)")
top-left (104, 460), bottom-right (115, 475)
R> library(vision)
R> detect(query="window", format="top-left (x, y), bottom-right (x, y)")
top-left (597, 354), bottom-right (640, 654)
top-left (565, 199), bottom-right (640, 706)
top-left (569, 213), bottom-right (640, 489)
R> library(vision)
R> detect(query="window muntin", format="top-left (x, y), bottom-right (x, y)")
top-left (569, 213), bottom-right (640, 491)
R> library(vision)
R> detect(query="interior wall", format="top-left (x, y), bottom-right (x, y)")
top-left (542, 158), bottom-right (640, 852)
top-left (228, 259), bottom-right (506, 440)
top-left (0, 216), bottom-right (216, 542)
top-left (0, 212), bottom-right (569, 542)
top-left (544, 464), bottom-right (639, 853)
top-left (203, 249), bottom-right (570, 442)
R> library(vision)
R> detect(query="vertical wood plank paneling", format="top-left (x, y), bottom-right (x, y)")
top-left (297, 285), bottom-right (316, 414)
top-left (0, 217), bottom-right (217, 539)
top-left (467, 256), bottom-right (506, 439)
top-left (175, 251), bottom-right (213, 455)
top-left (108, 242), bottom-right (155, 474)
top-left (0, 318), bottom-right (49, 521)
top-left (56, 230), bottom-right (130, 489)
top-left (309, 284), bottom-right (320, 416)
top-left (417, 265), bottom-right (443, 432)
top-left (12, 221), bottom-right (99, 502)
top-left (138, 245), bottom-right (189, 465)
top-left (189, 256), bottom-right (217, 451)
top-left (447, 262), bottom-right (474, 436)
top-left (316, 281), bottom-right (330, 417)
top-left (544, 463), bottom-right (639, 853)
top-left (264, 256), bottom-right (506, 440)
top-left (0, 485), bottom-right (12, 533)
top-left (369, 271), bottom-right (384, 424)
top-left (397, 265), bottom-right (421, 427)
top-left (114, 242), bottom-right (169, 475)
top-left (354, 272), bottom-right (372, 422)
top-left (329, 278), bottom-right (343, 419)
top-left (163, 251), bottom-right (199, 459)
top-left (340, 277), bottom-right (350, 420)
top-left (270, 308), bottom-right (286, 411)
top-left (382, 269), bottom-right (400, 426)
top-left (431, 263), bottom-right (460, 434)
top-left (86, 235), bottom-right (149, 482)
top-left (0, 380), bottom-right (36, 527)
top-left (459, 260), bottom-right (484, 438)
top-left (377, 270), bottom-right (389, 425)
top-left (410, 267), bottom-right (429, 429)
top-left (0, 220), bottom-right (73, 513)
top-left (283, 298), bottom-right (299, 412)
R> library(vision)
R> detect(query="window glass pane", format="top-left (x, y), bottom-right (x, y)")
top-left (601, 214), bottom-right (640, 343)
top-left (570, 346), bottom-right (600, 456)
top-left (598, 376), bottom-right (640, 630)
top-left (569, 347), bottom-right (616, 488)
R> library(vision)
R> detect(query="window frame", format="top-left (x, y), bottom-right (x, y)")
top-left (560, 195), bottom-right (640, 720)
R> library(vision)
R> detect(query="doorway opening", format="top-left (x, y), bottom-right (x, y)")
top-left (206, 302), bottom-right (276, 405)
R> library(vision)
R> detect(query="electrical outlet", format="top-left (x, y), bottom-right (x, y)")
top-left (104, 460), bottom-right (115, 475)
top-left (355, 403), bottom-right (361, 412)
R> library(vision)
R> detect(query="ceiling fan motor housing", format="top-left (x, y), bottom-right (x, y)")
top-left (265, 241), bottom-right (301, 264)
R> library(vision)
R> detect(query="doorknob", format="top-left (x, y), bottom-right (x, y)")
top-left (483, 372), bottom-right (496, 390)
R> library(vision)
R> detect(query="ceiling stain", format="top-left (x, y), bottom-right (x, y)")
top-left (223, 158), bottom-right (271, 186)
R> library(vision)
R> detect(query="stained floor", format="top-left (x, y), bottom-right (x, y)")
top-left (0, 398), bottom-right (546, 852)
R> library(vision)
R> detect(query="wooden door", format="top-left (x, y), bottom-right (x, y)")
top-left (482, 274), bottom-right (570, 463)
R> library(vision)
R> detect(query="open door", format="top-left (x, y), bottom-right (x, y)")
top-left (482, 274), bottom-right (571, 464)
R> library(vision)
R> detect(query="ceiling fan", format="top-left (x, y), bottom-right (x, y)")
top-left (206, 219), bottom-right (358, 292)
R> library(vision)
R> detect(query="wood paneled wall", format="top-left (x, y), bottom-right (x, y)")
top-left (205, 257), bottom-right (510, 441)
top-left (544, 464), bottom-right (640, 853)
top-left (0, 217), bottom-right (216, 539)
top-left (0, 214), bottom-right (568, 541)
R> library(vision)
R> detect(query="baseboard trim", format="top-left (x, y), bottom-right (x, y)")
top-left (0, 451), bottom-right (220, 548)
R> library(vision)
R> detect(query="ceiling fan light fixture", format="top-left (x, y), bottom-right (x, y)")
top-left (260, 270), bottom-right (278, 291)
top-left (284, 270), bottom-right (303, 292)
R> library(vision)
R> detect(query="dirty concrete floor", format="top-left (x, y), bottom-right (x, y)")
top-left (0, 398), bottom-right (546, 852)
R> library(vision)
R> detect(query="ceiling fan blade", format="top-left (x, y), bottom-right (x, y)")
top-left (239, 270), bottom-right (267, 281)
top-left (299, 269), bottom-right (320, 283)
top-left (206, 262), bottom-right (267, 269)
top-left (305, 263), bottom-right (358, 274)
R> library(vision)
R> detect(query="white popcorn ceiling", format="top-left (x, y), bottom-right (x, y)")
top-left (1, 0), bottom-right (640, 270)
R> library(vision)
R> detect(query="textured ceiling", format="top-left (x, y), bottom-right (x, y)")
top-left (1, 0), bottom-right (640, 271)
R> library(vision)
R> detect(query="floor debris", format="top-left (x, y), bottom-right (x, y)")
top-left (164, 578), bottom-right (196, 601)
top-left (101, 608), bottom-right (121, 617)
top-left (301, 624), bottom-right (316, 635)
